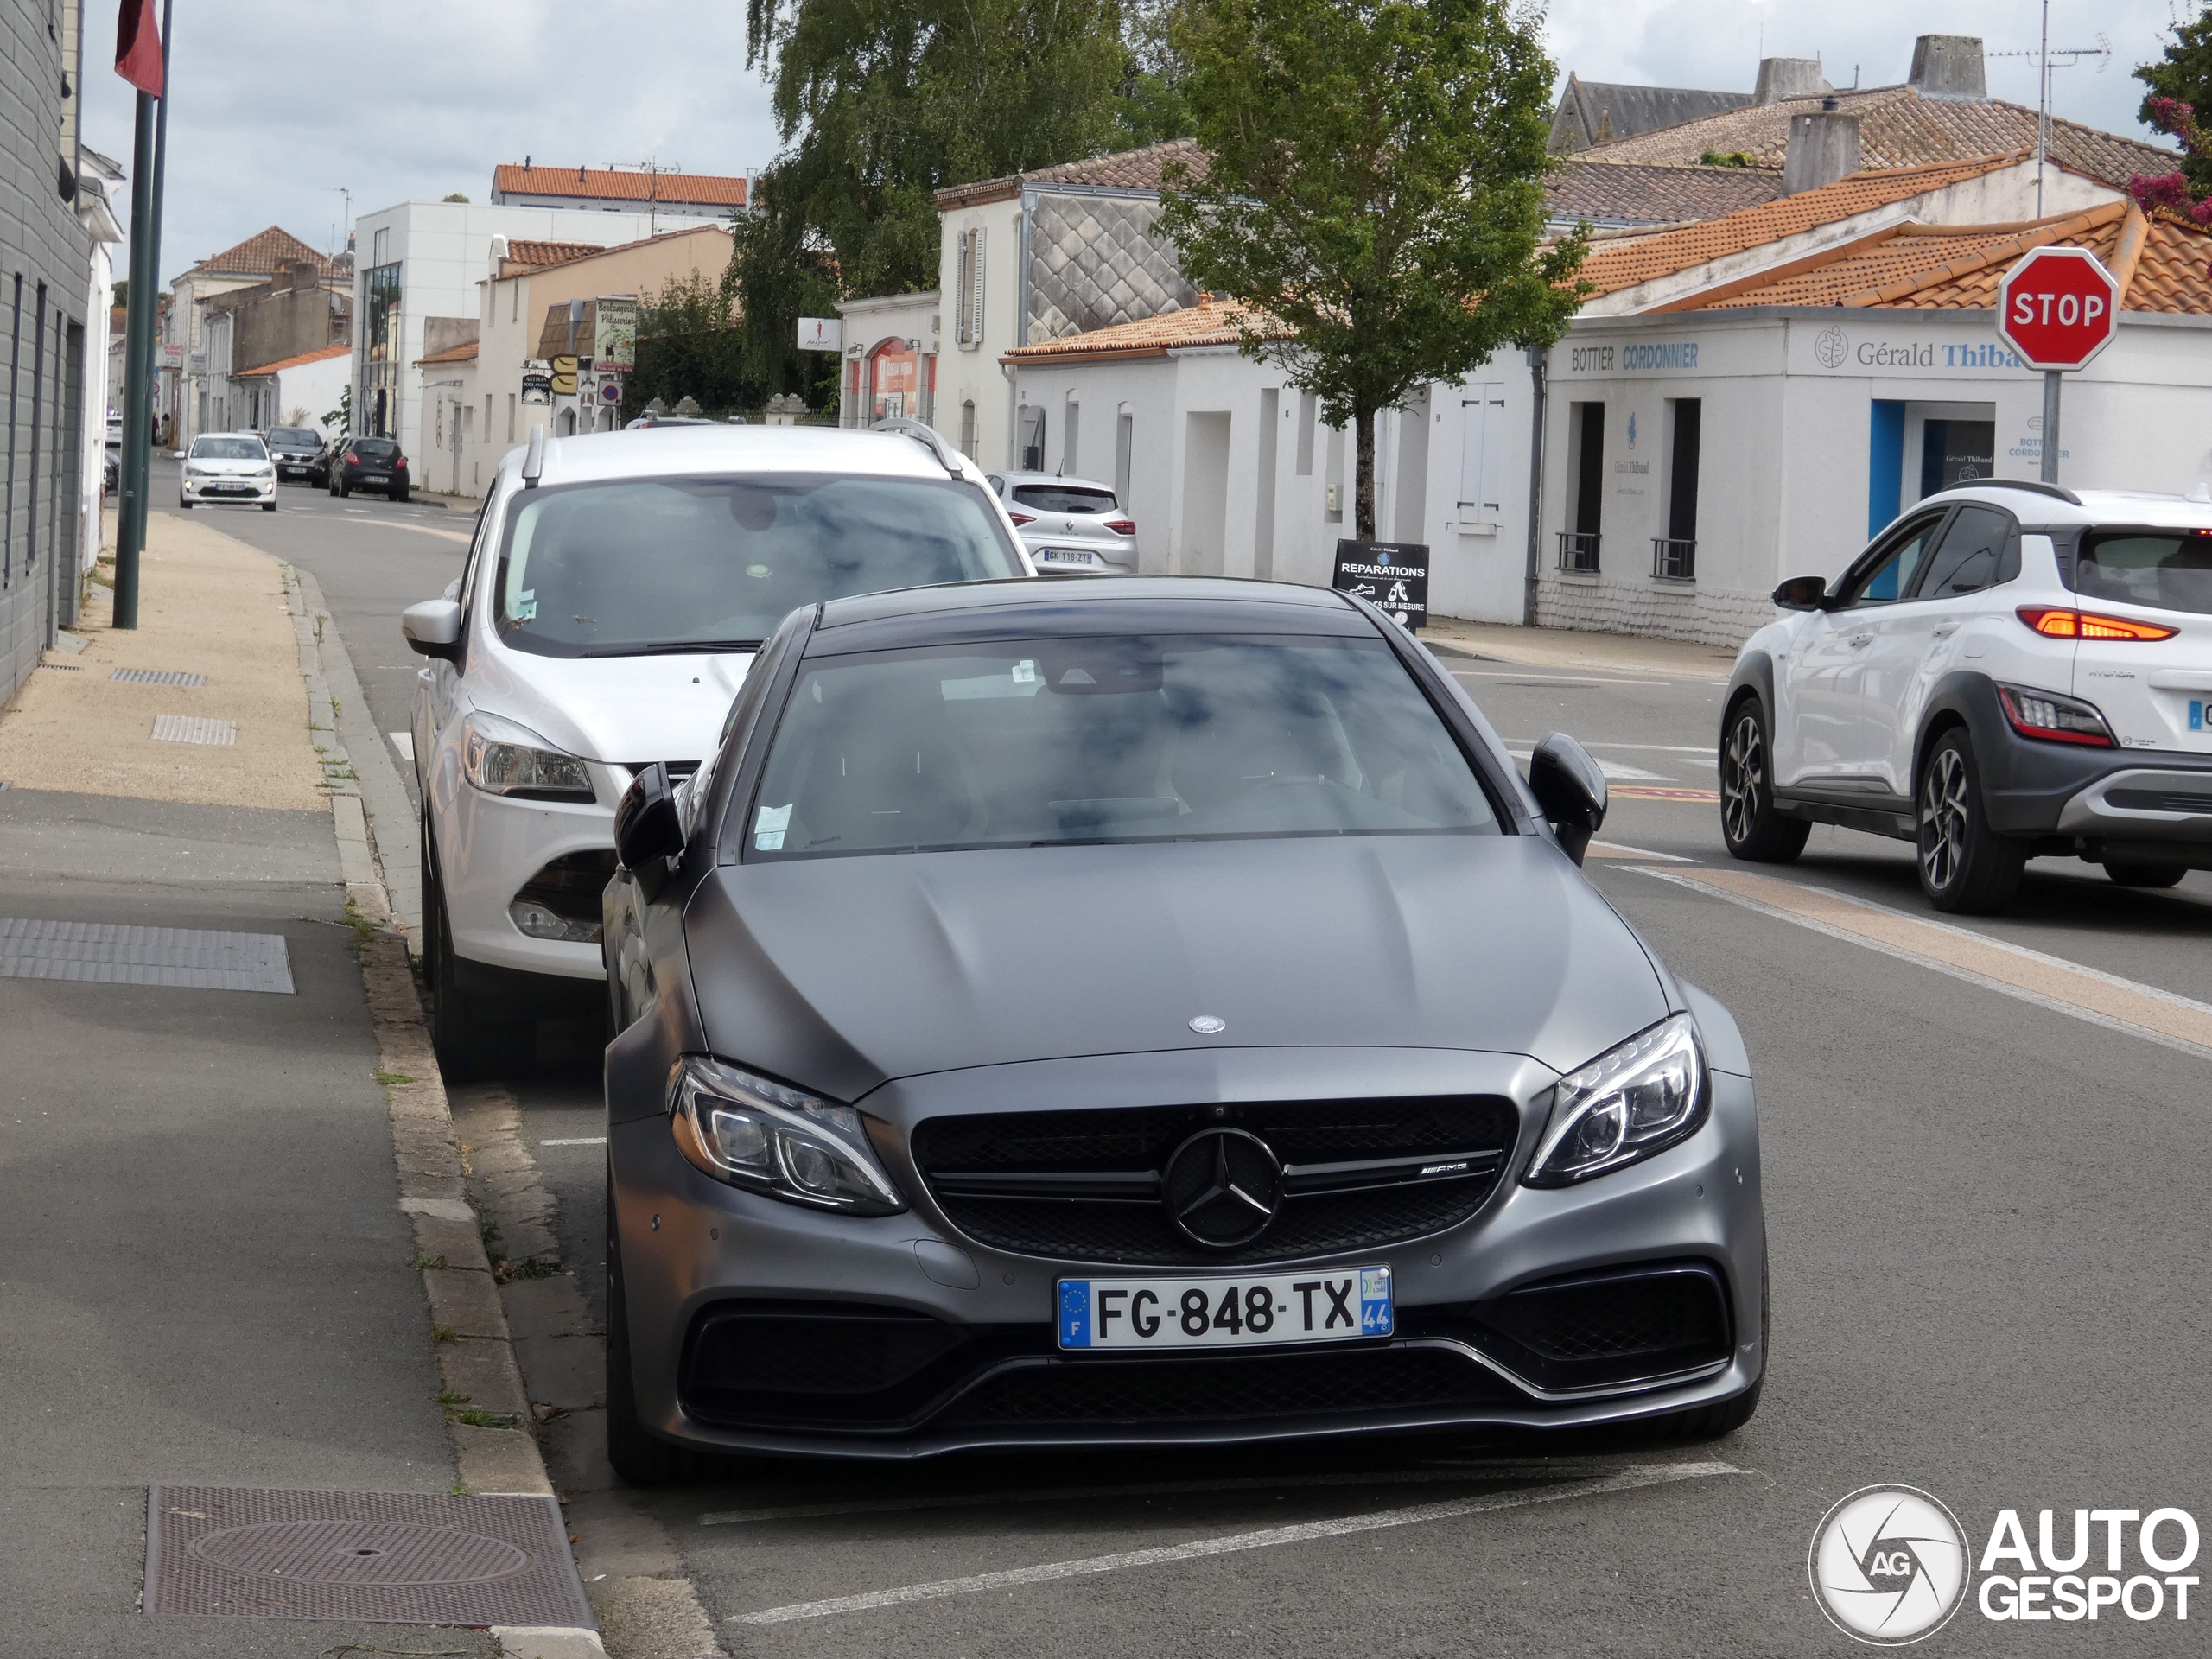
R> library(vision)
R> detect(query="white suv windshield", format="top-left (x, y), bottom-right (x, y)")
top-left (493, 474), bottom-right (1020, 658)
top-left (190, 437), bottom-right (266, 461)
top-left (744, 635), bottom-right (1498, 859)
top-left (2074, 531), bottom-right (2212, 616)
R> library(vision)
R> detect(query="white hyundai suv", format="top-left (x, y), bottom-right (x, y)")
top-left (400, 420), bottom-right (1033, 1077)
top-left (1719, 480), bottom-right (2212, 912)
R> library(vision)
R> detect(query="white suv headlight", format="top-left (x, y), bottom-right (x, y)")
top-left (460, 710), bottom-right (594, 800)
top-left (1525, 1014), bottom-right (1708, 1186)
top-left (668, 1056), bottom-right (906, 1215)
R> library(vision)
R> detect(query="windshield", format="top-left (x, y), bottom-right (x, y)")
top-left (494, 474), bottom-right (1020, 658)
top-left (190, 436), bottom-right (267, 461)
top-left (270, 428), bottom-right (321, 447)
top-left (2073, 531), bottom-right (2212, 616)
top-left (1012, 484), bottom-right (1116, 514)
top-left (744, 634), bottom-right (1499, 859)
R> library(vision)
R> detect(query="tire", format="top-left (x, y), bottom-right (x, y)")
top-left (340, 479), bottom-right (352, 499)
top-left (605, 1181), bottom-right (723, 1486)
top-left (176, 498), bottom-right (192, 510)
top-left (1916, 727), bottom-right (2025, 913)
top-left (423, 828), bottom-right (532, 1084)
top-left (260, 500), bottom-right (277, 512)
top-left (1719, 696), bottom-right (1810, 863)
top-left (2105, 862), bottom-right (2187, 888)
top-left (393, 486), bottom-right (409, 503)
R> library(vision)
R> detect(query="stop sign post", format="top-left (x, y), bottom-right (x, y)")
top-left (1996, 246), bottom-right (2120, 485)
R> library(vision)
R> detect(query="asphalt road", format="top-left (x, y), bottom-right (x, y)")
top-left (183, 475), bottom-right (2212, 1654)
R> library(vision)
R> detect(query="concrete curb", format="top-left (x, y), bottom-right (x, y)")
top-left (282, 567), bottom-right (609, 1659)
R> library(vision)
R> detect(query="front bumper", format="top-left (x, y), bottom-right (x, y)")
top-left (608, 1043), bottom-right (1765, 1459)
top-left (181, 474), bottom-right (276, 503)
top-left (430, 762), bottom-right (626, 986)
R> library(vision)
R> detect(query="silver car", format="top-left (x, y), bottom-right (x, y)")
top-left (399, 422), bottom-right (1033, 1079)
top-left (600, 577), bottom-right (1766, 1475)
top-left (986, 471), bottom-right (1137, 575)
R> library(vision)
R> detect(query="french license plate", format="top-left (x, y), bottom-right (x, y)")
top-left (361, 473), bottom-right (389, 484)
top-left (1058, 1267), bottom-right (1392, 1351)
top-left (1037, 547), bottom-right (1093, 564)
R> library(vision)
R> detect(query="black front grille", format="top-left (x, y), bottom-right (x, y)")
top-left (2107, 788), bottom-right (2212, 815)
top-left (912, 1097), bottom-right (1518, 1265)
top-left (942, 1345), bottom-right (1515, 1426)
top-left (1420, 1262), bottom-right (1732, 1391)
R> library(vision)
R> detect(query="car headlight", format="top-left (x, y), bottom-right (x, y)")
top-left (668, 1056), bottom-right (906, 1215)
top-left (1524, 1013), bottom-right (1707, 1186)
top-left (460, 710), bottom-right (594, 800)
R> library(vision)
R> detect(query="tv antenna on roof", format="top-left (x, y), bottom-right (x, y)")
top-left (1988, 7), bottom-right (2112, 215)
top-left (609, 157), bottom-right (686, 236)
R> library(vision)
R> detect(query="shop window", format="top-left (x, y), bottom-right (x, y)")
top-left (1921, 418), bottom-right (1994, 497)
top-left (869, 340), bottom-right (918, 422)
top-left (1560, 401), bottom-right (1603, 571)
top-left (1655, 397), bottom-right (1700, 581)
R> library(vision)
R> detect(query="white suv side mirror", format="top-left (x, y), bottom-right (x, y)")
top-left (402, 597), bottom-right (464, 661)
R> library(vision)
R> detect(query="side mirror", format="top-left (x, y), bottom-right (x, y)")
top-left (1528, 732), bottom-right (1607, 865)
top-left (1772, 575), bottom-right (1829, 612)
top-left (400, 597), bottom-right (463, 661)
top-left (615, 762), bottom-right (684, 893)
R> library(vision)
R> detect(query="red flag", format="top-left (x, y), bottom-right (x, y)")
top-left (116, 0), bottom-right (164, 97)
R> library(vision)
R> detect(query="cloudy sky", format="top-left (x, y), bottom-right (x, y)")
top-left (83, 0), bottom-right (2183, 284)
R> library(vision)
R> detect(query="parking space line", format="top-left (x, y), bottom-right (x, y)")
top-left (1452, 671), bottom-right (1676, 687)
top-left (729, 1460), bottom-right (1738, 1624)
top-left (538, 1136), bottom-right (606, 1147)
top-left (699, 1457), bottom-right (1669, 1527)
top-left (1586, 840), bottom-right (1697, 862)
top-left (1637, 866), bottom-right (2212, 1061)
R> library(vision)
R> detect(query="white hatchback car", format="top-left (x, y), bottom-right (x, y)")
top-left (984, 471), bottom-right (1137, 575)
top-left (178, 432), bottom-right (276, 511)
top-left (1720, 480), bottom-right (2212, 912)
top-left (400, 421), bottom-right (1033, 1077)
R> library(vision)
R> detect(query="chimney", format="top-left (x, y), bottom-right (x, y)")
top-left (1909, 35), bottom-right (1986, 100)
top-left (1755, 58), bottom-right (1832, 105)
top-left (1783, 98), bottom-right (1862, 194)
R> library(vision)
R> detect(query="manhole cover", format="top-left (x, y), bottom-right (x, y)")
top-left (190, 1519), bottom-right (531, 1586)
top-left (147, 1486), bottom-right (594, 1629)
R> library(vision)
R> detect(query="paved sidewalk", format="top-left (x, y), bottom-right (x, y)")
top-left (1425, 615), bottom-right (1741, 678)
top-left (0, 521), bottom-right (499, 1656)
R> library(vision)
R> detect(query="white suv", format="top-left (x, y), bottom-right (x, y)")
top-left (400, 421), bottom-right (1033, 1077)
top-left (1719, 480), bottom-right (2212, 912)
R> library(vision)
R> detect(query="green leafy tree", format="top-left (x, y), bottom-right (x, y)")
top-left (1156, 0), bottom-right (1585, 540)
top-left (2138, 9), bottom-right (2212, 198)
top-left (622, 269), bottom-right (769, 421)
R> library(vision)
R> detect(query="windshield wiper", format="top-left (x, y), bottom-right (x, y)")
top-left (581, 639), bottom-right (766, 657)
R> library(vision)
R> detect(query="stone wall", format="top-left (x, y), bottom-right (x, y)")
top-left (1534, 569), bottom-right (1776, 648)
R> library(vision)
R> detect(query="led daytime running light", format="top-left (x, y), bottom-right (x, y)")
top-left (1525, 1014), bottom-right (1708, 1187)
top-left (667, 1056), bottom-right (906, 1215)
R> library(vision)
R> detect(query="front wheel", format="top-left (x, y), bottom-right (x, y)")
top-left (423, 829), bottom-right (532, 1083)
top-left (260, 500), bottom-right (277, 512)
top-left (1916, 728), bottom-right (2025, 913)
top-left (1719, 696), bottom-right (1809, 862)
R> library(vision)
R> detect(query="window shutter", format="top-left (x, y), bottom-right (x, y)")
top-left (968, 227), bottom-right (986, 346)
top-left (955, 232), bottom-right (973, 344)
top-left (1459, 386), bottom-right (1507, 518)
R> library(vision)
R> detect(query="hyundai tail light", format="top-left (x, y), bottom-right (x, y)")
top-left (2017, 607), bottom-right (2177, 641)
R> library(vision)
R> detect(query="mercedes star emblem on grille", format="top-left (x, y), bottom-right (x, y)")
top-left (1189, 1014), bottom-right (1226, 1033)
top-left (1163, 1128), bottom-right (1282, 1248)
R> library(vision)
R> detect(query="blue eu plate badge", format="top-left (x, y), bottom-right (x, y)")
top-left (2190, 699), bottom-right (2204, 732)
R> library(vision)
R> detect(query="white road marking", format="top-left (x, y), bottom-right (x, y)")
top-left (1507, 742), bottom-right (1718, 755)
top-left (700, 1457), bottom-right (1663, 1527)
top-left (1636, 867), bottom-right (2212, 1063)
top-left (1586, 840), bottom-right (1697, 862)
top-left (387, 729), bottom-right (414, 761)
top-left (538, 1136), bottom-right (606, 1147)
top-left (1453, 671), bottom-right (1675, 687)
top-left (730, 1460), bottom-right (1738, 1624)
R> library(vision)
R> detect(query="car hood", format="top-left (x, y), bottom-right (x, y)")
top-left (467, 642), bottom-right (757, 766)
top-left (684, 834), bottom-right (1671, 1102)
top-left (188, 458), bottom-right (268, 474)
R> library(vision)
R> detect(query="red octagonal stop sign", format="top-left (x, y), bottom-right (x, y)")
top-left (1997, 245), bottom-right (2120, 371)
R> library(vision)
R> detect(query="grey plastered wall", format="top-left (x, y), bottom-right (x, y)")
top-left (0, 0), bottom-right (93, 705)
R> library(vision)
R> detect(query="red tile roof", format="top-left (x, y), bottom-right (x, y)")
top-left (413, 341), bottom-right (480, 365)
top-left (233, 344), bottom-right (353, 378)
top-left (1578, 152), bottom-right (2029, 300)
top-left (1004, 294), bottom-right (1263, 363)
top-left (937, 140), bottom-right (1209, 209)
top-left (493, 165), bottom-right (747, 207)
top-left (503, 239), bottom-right (604, 268)
top-left (1577, 86), bottom-right (2174, 191)
top-left (192, 226), bottom-right (338, 278)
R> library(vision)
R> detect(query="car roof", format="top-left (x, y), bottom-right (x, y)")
top-left (1922, 480), bottom-right (2212, 530)
top-left (804, 576), bottom-right (1376, 654)
top-left (499, 425), bottom-right (975, 490)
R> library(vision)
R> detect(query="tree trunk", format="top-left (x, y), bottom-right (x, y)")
top-left (1353, 403), bottom-right (1377, 541)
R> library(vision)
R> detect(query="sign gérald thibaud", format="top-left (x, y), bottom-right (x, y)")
top-left (1332, 541), bottom-right (1429, 630)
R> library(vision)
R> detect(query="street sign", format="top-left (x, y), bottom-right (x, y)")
top-left (798, 317), bottom-right (842, 352)
top-left (1996, 246), bottom-right (2119, 371)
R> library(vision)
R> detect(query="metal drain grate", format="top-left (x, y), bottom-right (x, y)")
top-left (38, 662), bottom-right (82, 671)
top-left (0, 918), bottom-right (294, 993)
top-left (114, 667), bottom-right (207, 686)
top-left (147, 1486), bottom-right (594, 1628)
top-left (150, 714), bottom-right (237, 746)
